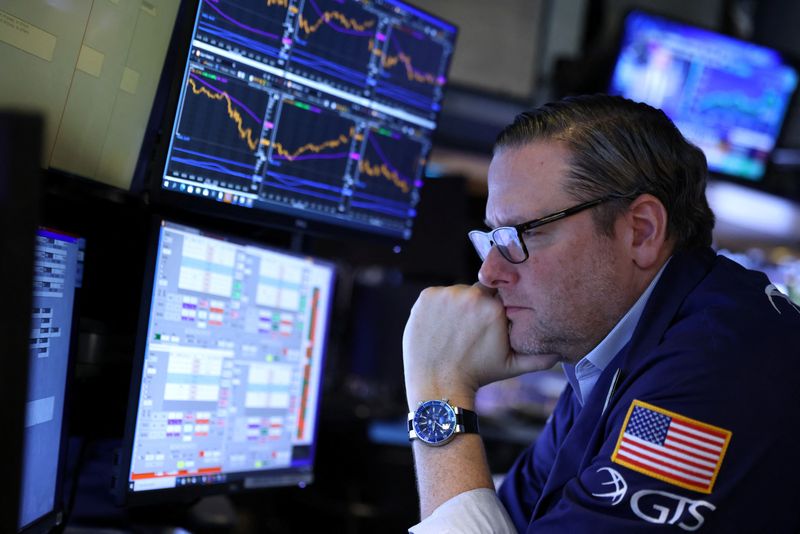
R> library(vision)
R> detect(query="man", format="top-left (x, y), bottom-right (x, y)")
top-left (403, 95), bottom-right (800, 532)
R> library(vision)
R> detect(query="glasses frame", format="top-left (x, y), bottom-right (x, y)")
top-left (469, 194), bottom-right (628, 264)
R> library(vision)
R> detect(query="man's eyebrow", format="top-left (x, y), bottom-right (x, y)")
top-left (484, 216), bottom-right (526, 228)
top-left (483, 217), bottom-right (509, 229)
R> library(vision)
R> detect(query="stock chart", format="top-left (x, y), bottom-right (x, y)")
top-left (160, 0), bottom-right (456, 239)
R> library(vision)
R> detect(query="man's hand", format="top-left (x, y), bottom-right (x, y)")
top-left (403, 283), bottom-right (557, 410)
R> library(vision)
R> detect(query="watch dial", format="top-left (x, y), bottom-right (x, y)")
top-left (414, 400), bottom-right (457, 445)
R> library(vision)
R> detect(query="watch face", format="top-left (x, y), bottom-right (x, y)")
top-left (413, 400), bottom-right (457, 446)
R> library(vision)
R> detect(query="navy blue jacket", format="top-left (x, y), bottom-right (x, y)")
top-left (498, 248), bottom-right (800, 532)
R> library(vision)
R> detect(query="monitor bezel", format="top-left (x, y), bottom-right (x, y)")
top-left (606, 7), bottom-right (800, 192)
top-left (0, 111), bottom-right (42, 534)
top-left (141, 0), bottom-right (458, 244)
top-left (114, 215), bottom-right (337, 507)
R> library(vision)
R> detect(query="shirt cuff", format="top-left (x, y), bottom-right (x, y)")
top-left (408, 488), bottom-right (517, 534)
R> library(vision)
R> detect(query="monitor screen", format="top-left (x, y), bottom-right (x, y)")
top-left (151, 0), bottom-right (457, 240)
top-left (608, 9), bottom-right (799, 182)
top-left (19, 228), bottom-right (81, 533)
top-left (117, 220), bottom-right (335, 505)
top-left (0, 1), bottom-right (181, 189)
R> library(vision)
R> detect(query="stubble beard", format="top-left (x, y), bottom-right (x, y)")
top-left (506, 252), bottom-right (627, 364)
top-left (508, 316), bottom-right (579, 364)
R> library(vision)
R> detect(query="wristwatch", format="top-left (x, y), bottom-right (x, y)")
top-left (408, 399), bottom-right (479, 446)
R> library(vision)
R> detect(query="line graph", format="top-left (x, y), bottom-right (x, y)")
top-left (359, 159), bottom-right (409, 194)
top-left (265, 124), bottom-right (352, 162)
top-left (166, 69), bottom-right (269, 187)
top-left (696, 87), bottom-right (783, 127)
top-left (297, 5), bottom-right (374, 36)
top-left (353, 128), bottom-right (424, 217)
top-left (373, 25), bottom-right (447, 113)
top-left (287, 0), bottom-right (376, 89)
top-left (260, 99), bottom-right (356, 206)
top-left (188, 75), bottom-right (261, 150)
top-left (370, 38), bottom-right (439, 86)
top-left (197, 0), bottom-right (286, 49)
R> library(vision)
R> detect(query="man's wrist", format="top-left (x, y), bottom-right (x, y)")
top-left (406, 388), bottom-right (477, 412)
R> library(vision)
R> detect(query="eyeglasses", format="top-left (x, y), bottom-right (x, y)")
top-left (468, 194), bottom-right (623, 264)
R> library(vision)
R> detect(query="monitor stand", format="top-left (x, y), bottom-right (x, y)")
top-left (185, 495), bottom-right (238, 532)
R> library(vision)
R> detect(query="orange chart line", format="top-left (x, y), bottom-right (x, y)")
top-left (298, 10), bottom-right (375, 35)
top-left (263, 126), bottom-right (355, 161)
top-left (359, 159), bottom-right (409, 193)
top-left (187, 78), bottom-right (259, 151)
top-left (369, 38), bottom-right (438, 85)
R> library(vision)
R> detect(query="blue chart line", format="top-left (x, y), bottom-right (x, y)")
top-left (349, 198), bottom-right (410, 218)
top-left (198, 23), bottom-right (282, 61)
top-left (287, 48), bottom-right (368, 87)
top-left (267, 163), bottom-right (413, 217)
top-left (289, 0), bottom-right (374, 87)
top-left (171, 147), bottom-right (254, 180)
top-left (375, 83), bottom-right (437, 112)
top-left (698, 90), bottom-right (780, 120)
top-left (265, 170), bottom-right (344, 202)
top-left (267, 170), bottom-right (343, 193)
top-left (201, 0), bottom-right (281, 42)
top-left (174, 147), bottom-right (253, 170)
top-left (351, 188), bottom-right (410, 210)
top-left (172, 157), bottom-right (252, 180)
top-left (263, 169), bottom-right (410, 217)
top-left (271, 152), bottom-right (350, 163)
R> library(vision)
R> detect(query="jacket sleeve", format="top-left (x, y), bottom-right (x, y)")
top-left (408, 488), bottom-right (517, 534)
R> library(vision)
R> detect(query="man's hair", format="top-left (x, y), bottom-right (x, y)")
top-left (494, 94), bottom-right (715, 251)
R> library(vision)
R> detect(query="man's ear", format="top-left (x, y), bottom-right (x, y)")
top-left (623, 194), bottom-right (669, 269)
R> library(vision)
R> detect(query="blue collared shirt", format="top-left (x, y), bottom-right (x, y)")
top-left (562, 261), bottom-right (669, 405)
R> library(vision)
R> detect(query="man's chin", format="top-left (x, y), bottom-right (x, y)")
top-left (510, 344), bottom-right (563, 370)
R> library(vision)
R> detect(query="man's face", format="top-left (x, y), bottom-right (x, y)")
top-left (478, 141), bottom-right (635, 363)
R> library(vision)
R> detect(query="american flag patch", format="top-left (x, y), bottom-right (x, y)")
top-left (611, 400), bottom-right (732, 494)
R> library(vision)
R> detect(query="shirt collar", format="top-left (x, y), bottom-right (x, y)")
top-left (564, 258), bottom-right (671, 405)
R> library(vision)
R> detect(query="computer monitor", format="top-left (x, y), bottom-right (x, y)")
top-left (0, 111), bottom-right (42, 534)
top-left (18, 228), bottom-right (82, 533)
top-left (608, 9), bottom-right (799, 183)
top-left (115, 219), bottom-right (335, 505)
top-left (148, 0), bottom-right (457, 240)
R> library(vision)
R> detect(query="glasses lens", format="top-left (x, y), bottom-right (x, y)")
top-left (492, 227), bottom-right (526, 263)
top-left (468, 230), bottom-right (493, 261)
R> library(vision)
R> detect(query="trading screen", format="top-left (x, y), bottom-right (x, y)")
top-left (159, 0), bottom-right (457, 239)
top-left (609, 10), bottom-right (799, 181)
top-left (19, 229), bottom-right (81, 530)
top-left (126, 221), bottom-right (334, 493)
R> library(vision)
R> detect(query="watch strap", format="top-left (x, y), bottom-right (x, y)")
top-left (453, 406), bottom-right (479, 434)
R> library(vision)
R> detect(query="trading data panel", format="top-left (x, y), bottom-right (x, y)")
top-left (20, 229), bottom-right (81, 531)
top-left (127, 221), bottom-right (334, 493)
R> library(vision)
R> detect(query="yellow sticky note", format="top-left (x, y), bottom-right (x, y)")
top-left (0, 10), bottom-right (56, 62)
top-left (76, 44), bottom-right (104, 77)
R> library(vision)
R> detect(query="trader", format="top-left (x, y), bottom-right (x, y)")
top-left (403, 94), bottom-right (800, 532)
